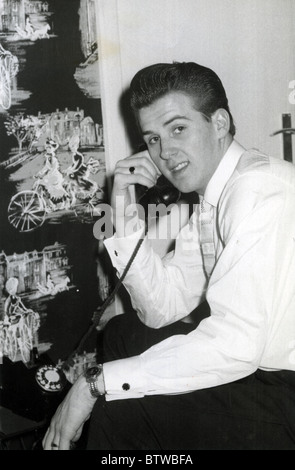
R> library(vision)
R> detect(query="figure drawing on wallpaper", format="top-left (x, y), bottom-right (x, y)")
top-left (0, 277), bottom-right (40, 364)
top-left (14, 18), bottom-right (51, 42)
top-left (35, 138), bottom-right (71, 212)
top-left (0, 43), bottom-right (19, 110)
top-left (0, 242), bottom-right (73, 304)
top-left (7, 135), bottom-right (103, 232)
top-left (65, 133), bottom-right (101, 208)
top-left (37, 273), bottom-right (70, 297)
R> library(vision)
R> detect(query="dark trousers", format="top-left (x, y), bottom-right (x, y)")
top-left (87, 306), bottom-right (295, 450)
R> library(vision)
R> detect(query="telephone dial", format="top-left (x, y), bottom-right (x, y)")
top-left (35, 363), bottom-right (67, 392)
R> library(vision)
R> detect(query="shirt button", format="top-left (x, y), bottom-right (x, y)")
top-left (122, 383), bottom-right (130, 391)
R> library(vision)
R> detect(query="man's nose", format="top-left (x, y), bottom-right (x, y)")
top-left (160, 139), bottom-right (176, 160)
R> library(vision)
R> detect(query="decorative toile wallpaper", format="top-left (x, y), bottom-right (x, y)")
top-left (0, 0), bottom-right (109, 376)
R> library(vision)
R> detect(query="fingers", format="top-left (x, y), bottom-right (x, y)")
top-left (42, 423), bottom-right (71, 451)
top-left (42, 415), bottom-right (87, 450)
top-left (59, 435), bottom-right (72, 450)
top-left (124, 150), bottom-right (161, 175)
top-left (136, 149), bottom-right (162, 176)
top-left (111, 151), bottom-right (162, 234)
top-left (114, 151), bottom-right (161, 190)
top-left (41, 377), bottom-right (94, 451)
top-left (42, 405), bottom-right (68, 450)
top-left (42, 426), bottom-right (60, 450)
top-left (114, 164), bottom-right (155, 190)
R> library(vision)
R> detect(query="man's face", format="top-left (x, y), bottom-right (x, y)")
top-left (138, 91), bottom-right (223, 195)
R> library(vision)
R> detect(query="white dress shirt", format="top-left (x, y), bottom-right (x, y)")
top-left (103, 140), bottom-right (295, 401)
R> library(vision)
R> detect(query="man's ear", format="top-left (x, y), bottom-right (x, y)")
top-left (211, 109), bottom-right (230, 138)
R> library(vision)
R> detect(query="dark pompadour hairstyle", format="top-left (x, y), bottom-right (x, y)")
top-left (130, 62), bottom-right (236, 136)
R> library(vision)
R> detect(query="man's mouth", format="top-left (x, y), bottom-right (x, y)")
top-left (170, 161), bottom-right (189, 173)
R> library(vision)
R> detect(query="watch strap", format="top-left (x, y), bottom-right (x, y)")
top-left (89, 379), bottom-right (102, 398)
top-left (86, 364), bottom-right (104, 398)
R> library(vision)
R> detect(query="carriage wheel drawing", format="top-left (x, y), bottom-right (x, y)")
top-left (8, 191), bottom-right (46, 232)
top-left (0, 63), bottom-right (11, 110)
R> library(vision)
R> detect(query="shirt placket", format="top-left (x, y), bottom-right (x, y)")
top-left (199, 197), bottom-right (216, 279)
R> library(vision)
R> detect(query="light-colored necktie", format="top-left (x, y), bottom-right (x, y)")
top-left (199, 196), bottom-right (215, 279)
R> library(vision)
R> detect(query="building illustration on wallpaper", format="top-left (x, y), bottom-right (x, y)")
top-left (0, 241), bottom-right (73, 301)
top-left (0, 0), bottom-right (53, 34)
top-left (2, 107), bottom-right (103, 167)
top-left (0, 241), bottom-right (74, 364)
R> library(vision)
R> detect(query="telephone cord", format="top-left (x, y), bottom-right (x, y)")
top-left (62, 235), bottom-right (145, 370)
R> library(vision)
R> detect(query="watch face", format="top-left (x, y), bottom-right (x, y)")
top-left (87, 366), bottom-right (99, 378)
top-left (85, 365), bottom-right (103, 396)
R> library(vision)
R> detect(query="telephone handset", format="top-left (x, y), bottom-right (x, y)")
top-left (137, 174), bottom-right (181, 211)
top-left (136, 144), bottom-right (181, 210)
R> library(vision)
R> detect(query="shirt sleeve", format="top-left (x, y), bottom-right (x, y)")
top-left (104, 214), bottom-right (207, 328)
top-left (103, 171), bottom-right (295, 400)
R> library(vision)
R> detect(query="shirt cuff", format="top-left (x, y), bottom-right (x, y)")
top-left (104, 223), bottom-right (146, 274)
top-left (103, 355), bottom-right (146, 401)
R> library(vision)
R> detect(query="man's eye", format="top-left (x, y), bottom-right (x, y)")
top-left (149, 136), bottom-right (159, 145)
top-left (174, 126), bottom-right (185, 134)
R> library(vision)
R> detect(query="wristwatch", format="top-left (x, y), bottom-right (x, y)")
top-left (84, 364), bottom-right (104, 398)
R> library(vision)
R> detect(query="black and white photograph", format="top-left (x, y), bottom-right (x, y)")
top-left (0, 0), bottom-right (294, 455)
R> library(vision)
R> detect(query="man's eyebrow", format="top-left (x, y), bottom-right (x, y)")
top-left (142, 115), bottom-right (190, 136)
top-left (164, 115), bottom-right (190, 126)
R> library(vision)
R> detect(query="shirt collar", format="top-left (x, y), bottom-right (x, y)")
top-left (204, 140), bottom-right (245, 207)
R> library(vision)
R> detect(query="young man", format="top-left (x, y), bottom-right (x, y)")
top-left (43, 62), bottom-right (295, 450)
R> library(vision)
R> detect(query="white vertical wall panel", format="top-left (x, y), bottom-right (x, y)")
top-left (95, 0), bottom-right (295, 316)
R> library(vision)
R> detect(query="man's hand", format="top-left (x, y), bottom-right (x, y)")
top-left (111, 150), bottom-right (161, 237)
top-left (42, 374), bottom-right (97, 450)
